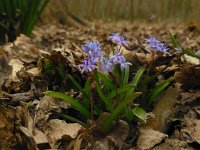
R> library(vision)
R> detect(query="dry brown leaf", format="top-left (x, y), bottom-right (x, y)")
top-left (181, 119), bottom-right (200, 144)
top-left (33, 128), bottom-right (51, 149)
top-left (152, 139), bottom-right (191, 150)
top-left (45, 119), bottom-right (83, 149)
top-left (181, 54), bottom-right (200, 65)
top-left (0, 53), bottom-right (12, 87)
top-left (8, 59), bottom-right (24, 80)
top-left (0, 106), bottom-right (34, 149)
top-left (137, 127), bottom-right (168, 150)
top-left (175, 66), bottom-right (200, 89)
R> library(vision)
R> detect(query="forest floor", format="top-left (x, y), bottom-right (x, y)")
top-left (0, 21), bottom-right (200, 150)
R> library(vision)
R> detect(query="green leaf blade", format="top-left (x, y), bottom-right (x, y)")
top-left (44, 91), bottom-right (91, 118)
top-left (102, 92), bottom-right (141, 132)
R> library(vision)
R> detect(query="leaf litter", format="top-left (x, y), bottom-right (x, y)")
top-left (1, 22), bottom-right (200, 149)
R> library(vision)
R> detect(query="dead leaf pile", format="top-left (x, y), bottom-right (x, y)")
top-left (1, 21), bottom-right (200, 149)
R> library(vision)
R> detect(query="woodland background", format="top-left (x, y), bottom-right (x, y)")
top-left (42, 0), bottom-right (200, 23)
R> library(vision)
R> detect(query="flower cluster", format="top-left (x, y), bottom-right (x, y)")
top-left (108, 33), bottom-right (128, 47)
top-left (81, 41), bottom-right (102, 59)
top-left (79, 34), bottom-right (131, 74)
top-left (78, 41), bottom-right (102, 73)
top-left (101, 52), bottom-right (131, 72)
top-left (78, 58), bottom-right (97, 74)
top-left (145, 37), bottom-right (169, 53)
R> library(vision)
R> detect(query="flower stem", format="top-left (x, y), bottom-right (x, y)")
top-left (114, 66), bottom-right (119, 105)
top-left (146, 51), bottom-right (155, 77)
top-left (90, 82), bottom-right (93, 120)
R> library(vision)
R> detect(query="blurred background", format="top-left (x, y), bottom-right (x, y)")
top-left (1, 0), bottom-right (200, 44)
top-left (42, 0), bottom-right (200, 23)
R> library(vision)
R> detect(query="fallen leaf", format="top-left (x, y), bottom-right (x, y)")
top-left (175, 66), bottom-right (200, 89)
top-left (181, 119), bottom-right (200, 144)
top-left (137, 127), bottom-right (168, 150)
top-left (45, 119), bottom-right (83, 149)
top-left (0, 53), bottom-right (12, 87)
top-left (181, 54), bottom-right (200, 65)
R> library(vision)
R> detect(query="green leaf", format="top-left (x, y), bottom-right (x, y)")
top-left (106, 84), bottom-right (136, 101)
top-left (148, 77), bottom-right (174, 106)
top-left (123, 66), bottom-right (129, 86)
top-left (68, 74), bottom-right (84, 94)
top-left (83, 77), bottom-right (91, 108)
top-left (0, 22), bottom-right (9, 31)
top-left (131, 67), bottom-right (145, 89)
top-left (56, 64), bottom-right (65, 79)
top-left (132, 107), bottom-right (147, 123)
top-left (44, 91), bottom-right (91, 118)
top-left (94, 70), bottom-right (113, 111)
top-left (0, 0), bottom-right (49, 38)
top-left (102, 92), bottom-right (141, 132)
top-left (97, 72), bottom-right (115, 90)
top-left (60, 114), bottom-right (88, 128)
top-left (168, 32), bottom-right (180, 48)
top-left (84, 77), bottom-right (91, 95)
top-left (44, 59), bottom-right (53, 72)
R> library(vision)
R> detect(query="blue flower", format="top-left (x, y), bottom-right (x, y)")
top-left (119, 57), bottom-right (132, 70)
top-left (108, 33), bottom-right (128, 47)
top-left (78, 58), bottom-right (97, 74)
top-left (118, 35), bottom-right (128, 47)
top-left (81, 41), bottom-right (102, 59)
top-left (109, 52), bottom-right (125, 65)
top-left (145, 37), bottom-right (169, 53)
top-left (101, 58), bottom-right (114, 73)
top-left (108, 52), bottom-right (132, 70)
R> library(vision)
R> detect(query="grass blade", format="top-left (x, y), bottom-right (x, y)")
top-left (168, 32), bottom-right (180, 48)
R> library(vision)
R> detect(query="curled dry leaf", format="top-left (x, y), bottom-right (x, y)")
top-left (8, 59), bottom-right (24, 81)
top-left (137, 127), bottom-right (168, 150)
top-left (34, 95), bottom-right (71, 129)
top-left (45, 119), bottom-right (83, 149)
top-left (0, 53), bottom-right (12, 87)
top-left (181, 119), bottom-right (200, 144)
top-left (152, 139), bottom-right (191, 150)
top-left (181, 54), bottom-right (200, 65)
top-left (175, 66), bottom-right (200, 89)
top-left (4, 34), bottom-right (40, 64)
top-left (0, 106), bottom-right (33, 149)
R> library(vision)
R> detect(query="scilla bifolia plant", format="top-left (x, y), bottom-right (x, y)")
top-left (142, 37), bottom-right (174, 106)
top-left (0, 0), bottom-right (49, 43)
top-left (45, 33), bottom-right (147, 132)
